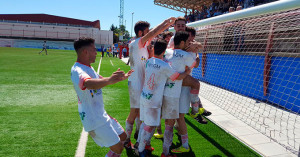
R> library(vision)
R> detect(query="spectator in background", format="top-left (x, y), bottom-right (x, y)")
top-left (244, 0), bottom-right (254, 9)
top-left (105, 47), bottom-right (110, 57)
top-left (229, 6), bottom-right (235, 13)
top-left (122, 46), bottom-right (127, 58)
top-left (101, 46), bottom-right (104, 57)
top-left (223, 0), bottom-right (230, 13)
top-left (39, 41), bottom-right (48, 55)
top-left (113, 46), bottom-right (118, 58)
top-left (236, 5), bottom-right (243, 11)
top-left (213, 9), bottom-right (222, 16)
top-left (162, 31), bottom-right (174, 43)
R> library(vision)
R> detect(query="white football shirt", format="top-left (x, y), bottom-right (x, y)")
top-left (128, 37), bottom-right (149, 92)
top-left (140, 57), bottom-right (179, 108)
top-left (167, 35), bottom-right (175, 49)
top-left (71, 62), bottom-right (110, 132)
top-left (164, 49), bottom-right (196, 98)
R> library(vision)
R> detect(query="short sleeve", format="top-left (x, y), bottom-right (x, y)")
top-left (138, 38), bottom-right (148, 49)
top-left (164, 63), bottom-right (179, 81)
top-left (185, 54), bottom-right (196, 69)
top-left (71, 69), bottom-right (91, 90)
top-left (167, 36), bottom-right (174, 49)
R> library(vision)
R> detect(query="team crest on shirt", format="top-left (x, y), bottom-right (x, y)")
top-left (90, 89), bottom-right (102, 97)
top-left (141, 56), bottom-right (147, 61)
top-left (79, 112), bottom-right (86, 120)
top-left (165, 82), bottom-right (175, 88)
top-left (141, 91), bottom-right (153, 100)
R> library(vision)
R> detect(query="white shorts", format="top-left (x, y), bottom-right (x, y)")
top-left (88, 116), bottom-right (124, 147)
top-left (179, 86), bottom-right (191, 114)
top-left (143, 107), bottom-right (161, 126)
top-left (128, 81), bottom-right (140, 108)
top-left (162, 96), bottom-right (179, 119)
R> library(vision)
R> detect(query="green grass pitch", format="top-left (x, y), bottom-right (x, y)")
top-left (0, 47), bottom-right (261, 157)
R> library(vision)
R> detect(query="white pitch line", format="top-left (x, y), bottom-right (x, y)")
top-left (110, 60), bottom-right (114, 66)
top-left (75, 57), bottom-right (102, 157)
top-left (97, 57), bottom-right (103, 74)
top-left (75, 128), bottom-right (88, 157)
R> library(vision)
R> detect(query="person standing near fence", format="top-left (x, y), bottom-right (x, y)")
top-left (39, 41), bottom-right (48, 55)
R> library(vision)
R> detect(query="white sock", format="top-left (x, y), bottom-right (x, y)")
top-left (138, 125), bottom-right (154, 152)
top-left (163, 125), bottom-right (173, 155)
top-left (105, 150), bottom-right (120, 157)
top-left (125, 120), bottom-right (133, 141)
top-left (137, 122), bottom-right (145, 144)
top-left (181, 134), bottom-right (189, 149)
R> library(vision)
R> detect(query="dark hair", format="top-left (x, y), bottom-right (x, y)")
top-left (175, 16), bottom-right (186, 25)
top-left (174, 31), bottom-right (189, 46)
top-left (185, 26), bottom-right (196, 37)
top-left (162, 31), bottom-right (173, 40)
top-left (74, 37), bottom-right (95, 53)
top-left (154, 39), bottom-right (167, 56)
top-left (134, 21), bottom-right (150, 37)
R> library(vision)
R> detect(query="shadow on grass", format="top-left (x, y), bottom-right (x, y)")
top-left (124, 146), bottom-right (160, 157)
top-left (185, 117), bottom-right (235, 157)
top-left (170, 132), bottom-right (196, 157)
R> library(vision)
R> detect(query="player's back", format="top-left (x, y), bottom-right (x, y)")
top-left (163, 49), bottom-right (195, 98)
top-left (165, 49), bottom-right (195, 73)
top-left (141, 57), bottom-right (177, 108)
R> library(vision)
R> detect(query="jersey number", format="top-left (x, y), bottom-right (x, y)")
top-left (147, 73), bottom-right (155, 90)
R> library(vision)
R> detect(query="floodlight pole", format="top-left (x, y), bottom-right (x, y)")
top-left (131, 12), bottom-right (134, 37)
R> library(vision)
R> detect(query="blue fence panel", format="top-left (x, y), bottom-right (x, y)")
top-left (192, 53), bottom-right (300, 113)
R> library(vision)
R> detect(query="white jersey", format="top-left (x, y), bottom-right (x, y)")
top-left (167, 35), bottom-right (174, 49)
top-left (71, 62), bottom-right (110, 132)
top-left (164, 49), bottom-right (196, 98)
top-left (140, 57), bottom-right (179, 108)
top-left (128, 37), bottom-right (149, 92)
top-left (189, 52), bottom-right (197, 74)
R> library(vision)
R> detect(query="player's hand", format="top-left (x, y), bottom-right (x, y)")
top-left (185, 66), bottom-right (192, 75)
top-left (196, 57), bottom-right (200, 63)
top-left (124, 69), bottom-right (134, 79)
top-left (185, 41), bottom-right (203, 53)
top-left (109, 68), bottom-right (126, 84)
top-left (166, 17), bottom-right (176, 25)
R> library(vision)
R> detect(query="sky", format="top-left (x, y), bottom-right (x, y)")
top-left (0, 0), bottom-right (184, 35)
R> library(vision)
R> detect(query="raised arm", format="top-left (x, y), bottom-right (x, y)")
top-left (140, 17), bottom-right (176, 46)
top-left (185, 41), bottom-right (203, 53)
top-left (194, 55), bottom-right (200, 68)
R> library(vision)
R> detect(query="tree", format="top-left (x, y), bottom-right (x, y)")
top-left (110, 24), bottom-right (131, 43)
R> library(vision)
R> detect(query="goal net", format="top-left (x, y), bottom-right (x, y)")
top-left (192, 7), bottom-right (300, 155)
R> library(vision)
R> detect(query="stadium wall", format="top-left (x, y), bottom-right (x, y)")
top-left (0, 21), bottom-right (113, 45)
top-left (0, 38), bottom-right (110, 50)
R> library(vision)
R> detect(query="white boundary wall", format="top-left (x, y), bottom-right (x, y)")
top-left (0, 22), bottom-right (113, 45)
top-left (0, 38), bottom-right (111, 50)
